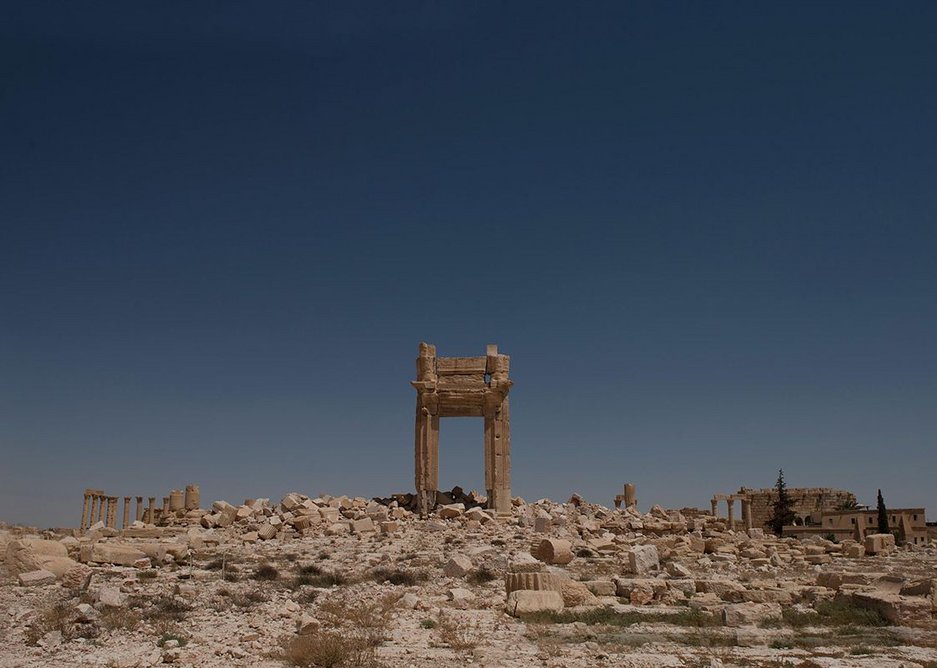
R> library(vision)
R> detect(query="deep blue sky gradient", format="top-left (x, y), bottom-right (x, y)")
top-left (2, 3), bottom-right (936, 527)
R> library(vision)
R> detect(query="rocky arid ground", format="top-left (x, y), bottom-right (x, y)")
top-left (2, 492), bottom-right (937, 668)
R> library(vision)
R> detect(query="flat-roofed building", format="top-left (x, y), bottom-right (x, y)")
top-left (818, 507), bottom-right (927, 545)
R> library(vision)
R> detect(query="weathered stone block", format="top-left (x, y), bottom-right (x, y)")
top-left (558, 577), bottom-right (597, 607)
top-left (96, 586), bottom-right (127, 608)
top-left (5, 538), bottom-right (72, 577)
top-left (438, 504), bottom-right (464, 519)
top-left (351, 518), bottom-right (376, 533)
top-left (443, 555), bottom-right (473, 578)
top-left (536, 538), bottom-right (573, 565)
top-left (846, 544), bottom-right (865, 558)
top-left (629, 545), bottom-right (660, 575)
top-left (722, 602), bottom-right (782, 627)
top-left (505, 590), bottom-right (564, 616)
top-left (17, 569), bottom-right (56, 586)
top-left (87, 543), bottom-right (147, 567)
top-left (864, 533), bottom-right (896, 555)
top-left (584, 580), bottom-right (616, 597)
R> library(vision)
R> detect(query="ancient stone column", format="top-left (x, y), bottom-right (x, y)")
top-left (80, 491), bottom-right (92, 530)
top-left (106, 497), bottom-right (118, 528)
top-left (711, 499), bottom-right (718, 517)
top-left (413, 343), bottom-right (440, 516)
top-left (136, 496), bottom-right (144, 521)
top-left (623, 483), bottom-right (637, 510)
top-left (727, 498), bottom-right (735, 531)
top-left (184, 484), bottom-right (200, 511)
top-left (743, 499), bottom-right (753, 531)
top-left (414, 404), bottom-right (440, 516)
top-left (484, 344), bottom-right (512, 516)
top-left (89, 495), bottom-right (99, 527)
top-left (484, 395), bottom-right (511, 515)
top-left (96, 494), bottom-right (106, 524)
top-left (122, 497), bottom-right (131, 529)
top-left (146, 497), bottom-right (156, 524)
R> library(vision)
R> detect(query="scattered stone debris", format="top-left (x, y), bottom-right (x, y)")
top-left (3, 488), bottom-right (937, 667)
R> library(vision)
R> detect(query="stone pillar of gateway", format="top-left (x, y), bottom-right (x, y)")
top-left (412, 343), bottom-right (513, 517)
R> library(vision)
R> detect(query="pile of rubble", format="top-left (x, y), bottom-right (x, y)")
top-left (3, 491), bottom-right (937, 667)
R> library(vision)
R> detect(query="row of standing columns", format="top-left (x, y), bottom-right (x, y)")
top-left (80, 485), bottom-right (199, 531)
top-left (710, 494), bottom-right (754, 531)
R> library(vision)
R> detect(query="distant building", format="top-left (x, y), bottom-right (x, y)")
top-left (818, 508), bottom-right (927, 545)
top-left (710, 487), bottom-right (857, 531)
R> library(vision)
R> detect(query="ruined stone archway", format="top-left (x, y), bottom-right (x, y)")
top-left (411, 343), bottom-right (512, 516)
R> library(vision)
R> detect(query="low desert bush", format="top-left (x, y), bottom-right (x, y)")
top-left (231, 588), bottom-right (270, 608)
top-left (369, 567), bottom-right (428, 586)
top-left (467, 567), bottom-right (497, 585)
top-left (295, 569), bottom-right (348, 588)
top-left (252, 564), bottom-right (280, 581)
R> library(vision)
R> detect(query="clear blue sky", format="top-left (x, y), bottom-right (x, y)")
top-left (2, 3), bottom-right (936, 528)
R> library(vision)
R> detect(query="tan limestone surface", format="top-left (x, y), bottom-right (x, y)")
top-left (2, 493), bottom-right (937, 668)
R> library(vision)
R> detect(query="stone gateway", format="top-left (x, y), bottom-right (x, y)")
top-left (411, 343), bottom-right (513, 516)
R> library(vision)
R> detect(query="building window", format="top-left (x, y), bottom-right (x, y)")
top-left (851, 518), bottom-right (856, 524)
top-left (868, 517), bottom-right (873, 524)
top-left (913, 514), bottom-right (918, 521)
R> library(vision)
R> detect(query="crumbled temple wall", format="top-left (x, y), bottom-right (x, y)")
top-left (739, 487), bottom-right (856, 528)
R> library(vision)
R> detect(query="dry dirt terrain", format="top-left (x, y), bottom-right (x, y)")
top-left (2, 492), bottom-right (937, 668)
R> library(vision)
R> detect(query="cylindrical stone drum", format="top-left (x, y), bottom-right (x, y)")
top-left (169, 489), bottom-right (185, 511)
top-left (184, 484), bottom-right (200, 511)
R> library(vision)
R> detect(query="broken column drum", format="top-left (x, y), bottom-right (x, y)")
top-left (412, 343), bottom-right (513, 516)
top-left (169, 489), bottom-right (184, 512)
top-left (184, 484), bottom-right (200, 511)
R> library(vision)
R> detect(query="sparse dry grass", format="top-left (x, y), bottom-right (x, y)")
top-left (767, 599), bottom-right (888, 628)
top-left (129, 593), bottom-right (192, 622)
top-left (285, 629), bottom-right (379, 667)
top-left (433, 614), bottom-right (482, 653)
top-left (98, 606), bottom-right (141, 632)
top-left (283, 593), bottom-right (397, 666)
top-left (23, 599), bottom-right (76, 645)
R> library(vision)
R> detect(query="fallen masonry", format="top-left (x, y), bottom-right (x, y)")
top-left (3, 490), bottom-right (937, 668)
